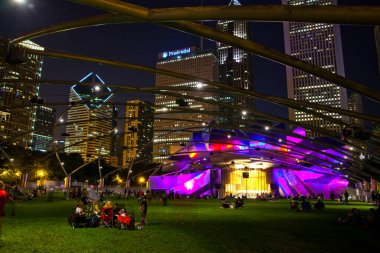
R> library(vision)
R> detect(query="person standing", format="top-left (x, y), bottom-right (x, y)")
top-left (0, 181), bottom-right (11, 242)
top-left (371, 191), bottom-right (377, 205)
top-left (140, 195), bottom-right (148, 226)
top-left (169, 189), bottom-right (174, 201)
top-left (344, 190), bottom-right (349, 205)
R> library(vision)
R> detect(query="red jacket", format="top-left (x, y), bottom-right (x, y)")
top-left (0, 189), bottom-right (10, 217)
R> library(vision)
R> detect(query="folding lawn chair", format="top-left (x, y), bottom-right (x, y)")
top-left (99, 208), bottom-right (114, 228)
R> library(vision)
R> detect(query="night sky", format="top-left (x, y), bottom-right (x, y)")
top-left (1, 0), bottom-right (379, 139)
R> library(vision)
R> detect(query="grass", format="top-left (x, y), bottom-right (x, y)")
top-left (1, 194), bottom-right (378, 253)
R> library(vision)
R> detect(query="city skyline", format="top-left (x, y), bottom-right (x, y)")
top-left (0, 0), bottom-right (379, 142)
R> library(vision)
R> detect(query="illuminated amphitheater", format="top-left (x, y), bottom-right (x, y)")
top-left (150, 124), bottom-right (350, 198)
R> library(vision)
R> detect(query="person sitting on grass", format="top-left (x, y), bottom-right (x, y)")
top-left (365, 208), bottom-right (376, 226)
top-left (234, 197), bottom-right (245, 208)
top-left (290, 198), bottom-right (300, 211)
top-left (75, 204), bottom-right (85, 216)
top-left (117, 209), bottom-right (132, 229)
top-left (314, 197), bottom-right (325, 210)
top-left (113, 203), bottom-right (123, 223)
top-left (221, 195), bottom-right (234, 208)
top-left (92, 201), bottom-right (101, 216)
top-left (373, 207), bottom-right (380, 226)
top-left (300, 196), bottom-right (311, 211)
top-left (336, 208), bottom-right (362, 225)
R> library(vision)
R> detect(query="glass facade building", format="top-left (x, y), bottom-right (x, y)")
top-left (153, 47), bottom-right (219, 162)
top-left (123, 100), bottom-right (154, 167)
top-left (0, 40), bottom-right (44, 148)
top-left (31, 105), bottom-right (55, 152)
top-left (283, 0), bottom-right (348, 136)
top-left (216, 0), bottom-right (253, 128)
top-left (65, 72), bottom-right (115, 163)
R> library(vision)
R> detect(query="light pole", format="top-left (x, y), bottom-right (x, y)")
top-left (15, 171), bottom-right (21, 187)
top-left (36, 169), bottom-right (46, 189)
top-left (12, 0), bottom-right (27, 5)
top-left (138, 177), bottom-right (145, 190)
top-left (242, 170), bottom-right (249, 198)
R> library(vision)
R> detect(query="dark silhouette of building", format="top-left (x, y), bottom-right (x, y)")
top-left (216, 0), bottom-right (254, 128)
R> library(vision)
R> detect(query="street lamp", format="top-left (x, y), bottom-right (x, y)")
top-left (12, 0), bottom-right (27, 4)
top-left (36, 169), bottom-right (46, 188)
top-left (138, 177), bottom-right (146, 189)
top-left (114, 174), bottom-right (123, 184)
top-left (15, 171), bottom-right (21, 186)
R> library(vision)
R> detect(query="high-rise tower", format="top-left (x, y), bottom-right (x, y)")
top-left (283, 0), bottom-right (348, 136)
top-left (31, 105), bottom-right (55, 152)
top-left (153, 47), bottom-right (219, 162)
top-left (348, 93), bottom-right (363, 126)
top-left (216, 0), bottom-right (253, 128)
top-left (64, 73), bottom-right (115, 163)
top-left (123, 100), bottom-right (154, 168)
top-left (0, 40), bottom-right (44, 148)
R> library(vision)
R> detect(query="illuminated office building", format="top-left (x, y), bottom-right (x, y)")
top-left (122, 100), bottom-right (154, 168)
top-left (65, 72), bottom-right (115, 163)
top-left (0, 40), bottom-right (44, 148)
top-left (348, 93), bottom-right (363, 125)
top-left (109, 107), bottom-right (120, 168)
top-left (31, 106), bottom-right (55, 152)
top-left (216, 0), bottom-right (253, 128)
top-left (154, 47), bottom-right (219, 162)
top-left (283, 0), bottom-right (348, 136)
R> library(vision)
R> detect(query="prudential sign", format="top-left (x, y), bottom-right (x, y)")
top-left (159, 47), bottom-right (195, 60)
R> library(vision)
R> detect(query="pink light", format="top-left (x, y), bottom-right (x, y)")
top-left (184, 180), bottom-right (194, 190)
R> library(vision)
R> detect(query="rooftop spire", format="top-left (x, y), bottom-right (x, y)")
top-left (229, 0), bottom-right (241, 6)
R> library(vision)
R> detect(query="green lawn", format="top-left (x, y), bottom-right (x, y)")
top-left (1, 195), bottom-right (378, 253)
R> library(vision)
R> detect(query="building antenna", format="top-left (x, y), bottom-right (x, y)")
top-left (200, 0), bottom-right (204, 50)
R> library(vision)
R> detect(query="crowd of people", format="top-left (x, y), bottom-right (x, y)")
top-left (2, 179), bottom-right (380, 235)
top-left (290, 196), bottom-right (325, 212)
top-left (336, 207), bottom-right (380, 227)
top-left (220, 195), bottom-right (245, 209)
top-left (69, 188), bottom-right (149, 230)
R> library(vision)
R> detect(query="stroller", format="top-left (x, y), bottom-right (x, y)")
top-left (116, 206), bottom-right (135, 230)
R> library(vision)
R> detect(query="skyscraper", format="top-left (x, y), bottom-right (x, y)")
top-left (153, 47), bottom-right (219, 162)
top-left (283, 0), bottom-right (348, 136)
top-left (216, 0), bottom-right (253, 128)
top-left (123, 100), bottom-right (154, 168)
top-left (348, 93), bottom-right (363, 126)
top-left (0, 40), bottom-right (44, 148)
top-left (31, 105), bottom-right (56, 152)
top-left (109, 106), bottom-right (119, 168)
top-left (64, 72), bottom-right (115, 163)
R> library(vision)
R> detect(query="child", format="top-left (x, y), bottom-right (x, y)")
top-left (140, 196), bottom-right (148, 226)
top-left (117, 209), bottom-right (132, 229)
